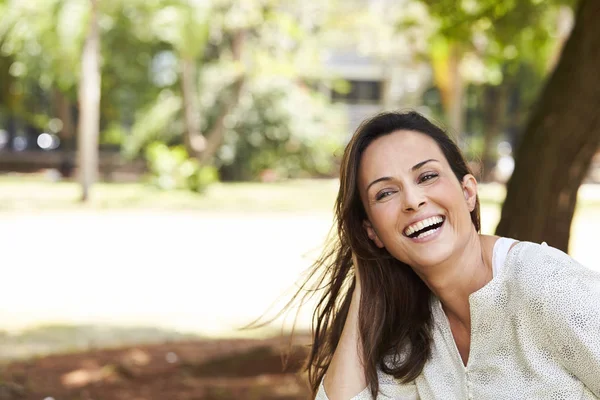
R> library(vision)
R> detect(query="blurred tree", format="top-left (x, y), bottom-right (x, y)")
top-left (129, 0), bottom-right (306, 165)
top-left (496, 0), bottom-right (600, 252)
top-left (141, 0), bottom-right (242, 164)
top-left (0, 0), bottom-right (88, 148)
top-left (77, 0), bottom-right (101, 201)
top-left (429, 38), bottom-right (466, 139)
top-left (480, 81), bottom-right (508, 180)
top-left (120, 0), bottom-right (343, 184)
top-left (1, 0), bottom-right (342, 187)
top-left (96, 1), bottom-right (169, 146)
top-left (196, 29), bottom-right (244, 165)
top-left (217, 78), bottom-right (346, 181)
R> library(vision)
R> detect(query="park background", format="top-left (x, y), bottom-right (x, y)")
top-left (1, 0), bottom-right (599, 398)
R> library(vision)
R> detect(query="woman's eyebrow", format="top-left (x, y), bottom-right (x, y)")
top-left (366, 176), bottom-right (392, 192)
top-left (411, 159), bottom-right (439, 171)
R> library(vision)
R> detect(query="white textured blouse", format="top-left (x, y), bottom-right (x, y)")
top-left (316, 240), bottom-right (600, 399)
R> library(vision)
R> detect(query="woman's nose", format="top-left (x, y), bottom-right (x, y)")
top-left (402, 187), bottom-right (426, 212)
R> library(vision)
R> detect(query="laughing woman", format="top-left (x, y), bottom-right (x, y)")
top-left (304, 112), bottom-right (600, 399)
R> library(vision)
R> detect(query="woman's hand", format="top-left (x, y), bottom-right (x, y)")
top-left (322, 250), bottom-right (367, 399)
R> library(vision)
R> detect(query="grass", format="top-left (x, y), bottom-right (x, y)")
top-left (2, 174), bottom-right (600, 213)
top-left (0, 174), bottom-right (339, 213)
top-left (0, 324), bottom-right (200, 362)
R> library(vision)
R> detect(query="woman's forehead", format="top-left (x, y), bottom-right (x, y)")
top-left (360, 130), bottom-right (445, 173)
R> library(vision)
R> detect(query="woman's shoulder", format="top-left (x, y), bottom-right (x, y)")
top-left (510, 240), bottom-right (587, 272)
top-left (507, 240), bottom-right (566, 272)
top-left (505, 240), bottom-right (600, 296)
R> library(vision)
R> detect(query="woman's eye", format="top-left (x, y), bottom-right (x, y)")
top-left (419, 173), bottom-right (438, 183)
top-left (376, 190), bottom-right (395, 201)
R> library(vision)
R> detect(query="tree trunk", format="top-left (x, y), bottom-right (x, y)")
top-left (495, 0), bottom-right (600, 252)
top-left (547, 6), bottom-right (574, 72)
top-left (505, 72), bottom-right (523, 147)
top-left (77, 0), bottom-right (101, 202)
top-left (53, 89), bottom-right (75, 144)
top-left (181, 55), bottom-right (205, 158)
top-left (432, 41), bottom-right (465, 142)
top-left (199, 30), bottom-right (246, 165)
top-left (54, 89), bottom-right (76, 178)
top-left (481, 84), bottom-right (508, 182)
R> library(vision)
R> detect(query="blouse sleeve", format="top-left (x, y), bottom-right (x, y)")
top-left (538, 247), bottom-right (600, 396)
top-left (315, 370), bottom-right (419, 400)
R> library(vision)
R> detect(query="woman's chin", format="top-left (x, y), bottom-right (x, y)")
top-left (402, 240), bottom-right (456, 271)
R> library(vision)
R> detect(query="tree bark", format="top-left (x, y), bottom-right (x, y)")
top-left (495, 0), bottom-right (600, 252)
top-left (77, 0), bottom-right (101, 202)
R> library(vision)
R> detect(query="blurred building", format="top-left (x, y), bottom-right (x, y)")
top-left (323, 49), bottom-right (430, 134)
top-left (315, 0), bottom-right (432, 134)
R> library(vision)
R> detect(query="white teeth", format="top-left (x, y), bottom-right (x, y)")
top-left (415, 226), bottom-right (439, 239)
top-left (404, 216), bottom-right (444, 237)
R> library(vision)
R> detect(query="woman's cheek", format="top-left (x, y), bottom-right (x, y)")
top-left (378, 201), bottom-right (402, 238)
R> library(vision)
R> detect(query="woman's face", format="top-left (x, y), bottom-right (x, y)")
top-left (358, 129), bottom-right (478, 272)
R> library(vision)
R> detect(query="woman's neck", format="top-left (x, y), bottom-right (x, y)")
top-left (419, 233), bottom-right (497, 326)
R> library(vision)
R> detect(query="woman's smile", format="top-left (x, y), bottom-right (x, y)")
top-left (403, 214), bottom-right (446, 243)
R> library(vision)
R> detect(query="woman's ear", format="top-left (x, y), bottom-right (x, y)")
top-left (461, 174), bottom-right (478, 212)
top-left (363, 220), bottom-right (384, 248)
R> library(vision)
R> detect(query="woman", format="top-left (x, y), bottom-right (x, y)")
top-left (302, 111), bottom-right (600, 399)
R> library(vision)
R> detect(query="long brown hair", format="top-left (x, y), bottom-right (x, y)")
top-left (296, 111), bottom-right (481, 398)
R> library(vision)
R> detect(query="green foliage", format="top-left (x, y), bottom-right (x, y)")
top-left (112, 0), bottom-right (340, 183)
top-left (0, 0), bottom-right (87, 89)
top-left (123, 90), bottom-right (183, 157)
top-left (216, 78), bottom-right (346, 181)
top-left (195, 164), bottom-right (220, 191)
top-left (100, 123), bottom-right (126, 146)
top-left (420, 0), bottom-right (575, 81)
top-left (127, 75), bottom-right (345, 182)
top-left (144, 142), bottom-right (218, 192)
top-left (99, 3), bottom-right (172, 132)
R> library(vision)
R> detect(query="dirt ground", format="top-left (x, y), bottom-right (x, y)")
top-left (0, 335), bottom-right (314, 400)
